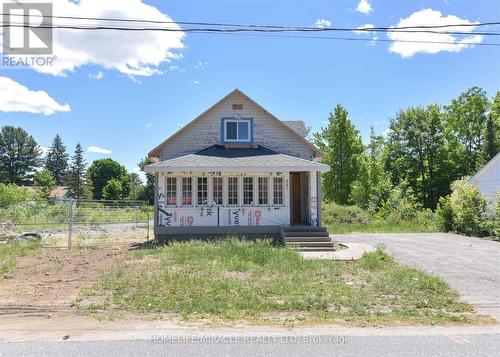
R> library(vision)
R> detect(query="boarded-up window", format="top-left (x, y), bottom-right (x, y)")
top-left (232, 103), bottom-right (243, 110)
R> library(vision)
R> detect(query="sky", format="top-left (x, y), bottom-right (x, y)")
top-left (1, 0), bottom-right (499, 176)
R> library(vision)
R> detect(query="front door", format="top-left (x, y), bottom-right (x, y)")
top-left (290, 172), bottom-right (302, 224)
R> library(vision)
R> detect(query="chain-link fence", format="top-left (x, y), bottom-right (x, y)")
top-left (0, 199), bottom-right (152, 248)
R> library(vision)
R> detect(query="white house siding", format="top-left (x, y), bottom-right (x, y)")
top-left (157, 91), bottom-right (316, 161)
top-left (156, 171), bottom-right (290, 227)
top-left (469, 154), bottom-right (500, 204)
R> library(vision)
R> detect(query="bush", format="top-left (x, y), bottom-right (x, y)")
top-left (375, 183), bottom-right (422, 222)
top-left (436, 179), bottom-right (494, 237)
top-left (436, 196), bottom-right (454, 232)
top-left (322, 203), bottom-right (370, 226)
top-left (0, 184), bottom-right (34, 206)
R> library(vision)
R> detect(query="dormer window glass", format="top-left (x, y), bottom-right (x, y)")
top-left (222, 118), bottom-right (252, 143)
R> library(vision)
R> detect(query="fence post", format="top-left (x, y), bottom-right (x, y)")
top-left (146, 207), bottom-right (150, 241)
top-left (67, 199), bottom-right (73, 249)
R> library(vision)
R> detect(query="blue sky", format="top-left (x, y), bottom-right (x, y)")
top-left (1, 0), bottom-right (499, 175)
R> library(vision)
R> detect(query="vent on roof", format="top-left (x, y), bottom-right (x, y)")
top-left (232, 104), bottom-right (243, 110)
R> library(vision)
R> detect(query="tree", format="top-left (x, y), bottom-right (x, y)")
top-left (137, 157), bottom-right (154, 204)
top-left (313, 105), bottom-right (363, 204)
top-left (45, 134), bottom-right (69, 185)
top-left (87, 158), bottom-right (130, 199)
top-left (482, 91), bottom-right (500, 162)
top-left (34, 169), bottom-right (56, 201)
top-left (102, 178), bottom-right (123, 200)
top-left (129, 172), bottom-right (143, 199)
top-left (385, 105), bottom-right (450, 209)
top-left (445, 86), bottom-right (490, 176)
top-left (66, 143), bottom-right (91, 199)
top-left (0, 126), bottom-right (42, 185)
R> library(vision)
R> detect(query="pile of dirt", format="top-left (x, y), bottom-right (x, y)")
top-left (0, 247), bottom-right (127, 317)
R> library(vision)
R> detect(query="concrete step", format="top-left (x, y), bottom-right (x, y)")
top-left (283, 226), bottom-right (327, 233)
top-left (285, 236), bottom-right (332, 243)
top-left (286, 241), bottom-right (334, 247)
top-left (284, 231), bottom-right (329, 238)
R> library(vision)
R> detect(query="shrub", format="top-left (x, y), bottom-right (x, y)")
top-left (0, 183), bottom-right (34, 206)
top-left (322, 203), bottom-right (370, 226)
top-left (436, 196), bottom-right (454, 232)
top-left (436, 179), bottom-right (493, 237)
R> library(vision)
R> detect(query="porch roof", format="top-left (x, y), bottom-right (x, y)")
top-left (145, 145), bottom-right (330, 173)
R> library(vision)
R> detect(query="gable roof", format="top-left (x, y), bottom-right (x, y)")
top-left (283, 120), bottom-right (309, 137)
top-left (145, 145), bottom-right (330, 173)
top-left (148, 89), bottom-right (321, 158)
top-left (469, 152), bottom-right (500, 183)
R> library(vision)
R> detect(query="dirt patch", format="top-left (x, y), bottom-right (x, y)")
top-left (0, 246), bottom-right (128, 317)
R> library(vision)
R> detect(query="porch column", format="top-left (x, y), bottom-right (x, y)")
top-left (309, 171), bottom-right (319, 226)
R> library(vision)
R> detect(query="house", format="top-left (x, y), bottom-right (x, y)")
top-left (145, 89), bottom-right (330, 241)
top-left (469, 152), bottom-right (500, 205)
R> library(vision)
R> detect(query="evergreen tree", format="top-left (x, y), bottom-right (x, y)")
top-left (0, 126), bottom-right (42, 185)
top-left (66, 143), bottom-right (87, 199)
top-left (45, 134), bottom-right (69, 185)
top-left (313, 105), bottom-right (363, 204)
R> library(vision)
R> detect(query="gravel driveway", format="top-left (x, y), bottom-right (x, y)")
top-left (331, 233), bottom-right (500, 321)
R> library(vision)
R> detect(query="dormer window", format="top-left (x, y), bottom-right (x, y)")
top-left (221, 118), bottom-right (253, 144)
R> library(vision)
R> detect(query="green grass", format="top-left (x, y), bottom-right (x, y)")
top-left (322, 203), bottom-right (438, 234)
top-left (80, 240), bottom-right (486, 326)
top-left (0, 242), bottom-right (40, 276)
top-left (327, 221), bottom-right (438, 234)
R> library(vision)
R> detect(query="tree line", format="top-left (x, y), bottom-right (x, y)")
top-left (0, 129), bottom-right (154, 203)
top-left (314, 86), bottom-right (499, 210)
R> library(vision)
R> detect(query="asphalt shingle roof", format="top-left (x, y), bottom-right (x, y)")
top-left (145, 145), bottom-right (329, 173)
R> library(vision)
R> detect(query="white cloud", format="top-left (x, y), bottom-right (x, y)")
top-left (145, 122), bottom-right (152, 128)
top-left (89, 71), bottom-right (104, 80)
top-left (0, 77), bottom-right (70, 115)
top-left (88, 146), bottom-right (112, 154)
top-left (388, 9), bottom-right (483, 58)
top-left (168, 65), bottom-right (185, 73)
top-left (353, 23), bottom-right (375, 35)
top-left (314, 19), bottom-right (332, 28)
top-left (193, 80), bottom-right (200, 85)
top-left (356, 0), bottom-right (373, 14)
top-left (194, 61), bottom-right (208, 70)
top-left (4, 0), bottom-right (185, 77)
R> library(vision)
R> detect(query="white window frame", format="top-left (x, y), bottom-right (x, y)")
top-left (196, 177), bottom-right (208, 206)
top-left (165, 177), bottom-right (177, 206)
top-left (224, 119), bottom-right (251, 143)
top-left (258, 177), bottom-right (269, 206)
top-left (227, 176), bottom-right (239, 206)
top-left (243, 177), bottom-right (254, 206)
top-left (181, 177), bottom-right (194, 206)
top-left (273, 176), bottom-right (284, 206)
top-left (212, 176), bottom-right (223, 205)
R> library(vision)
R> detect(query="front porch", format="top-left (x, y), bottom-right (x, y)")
top-left (145, 145), bottom-right (330, 239)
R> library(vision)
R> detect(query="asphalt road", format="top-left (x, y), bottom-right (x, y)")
top-left (332, 232), bottom-right (500, 320)
top-left (1, 334), bottom-right (499, 357)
